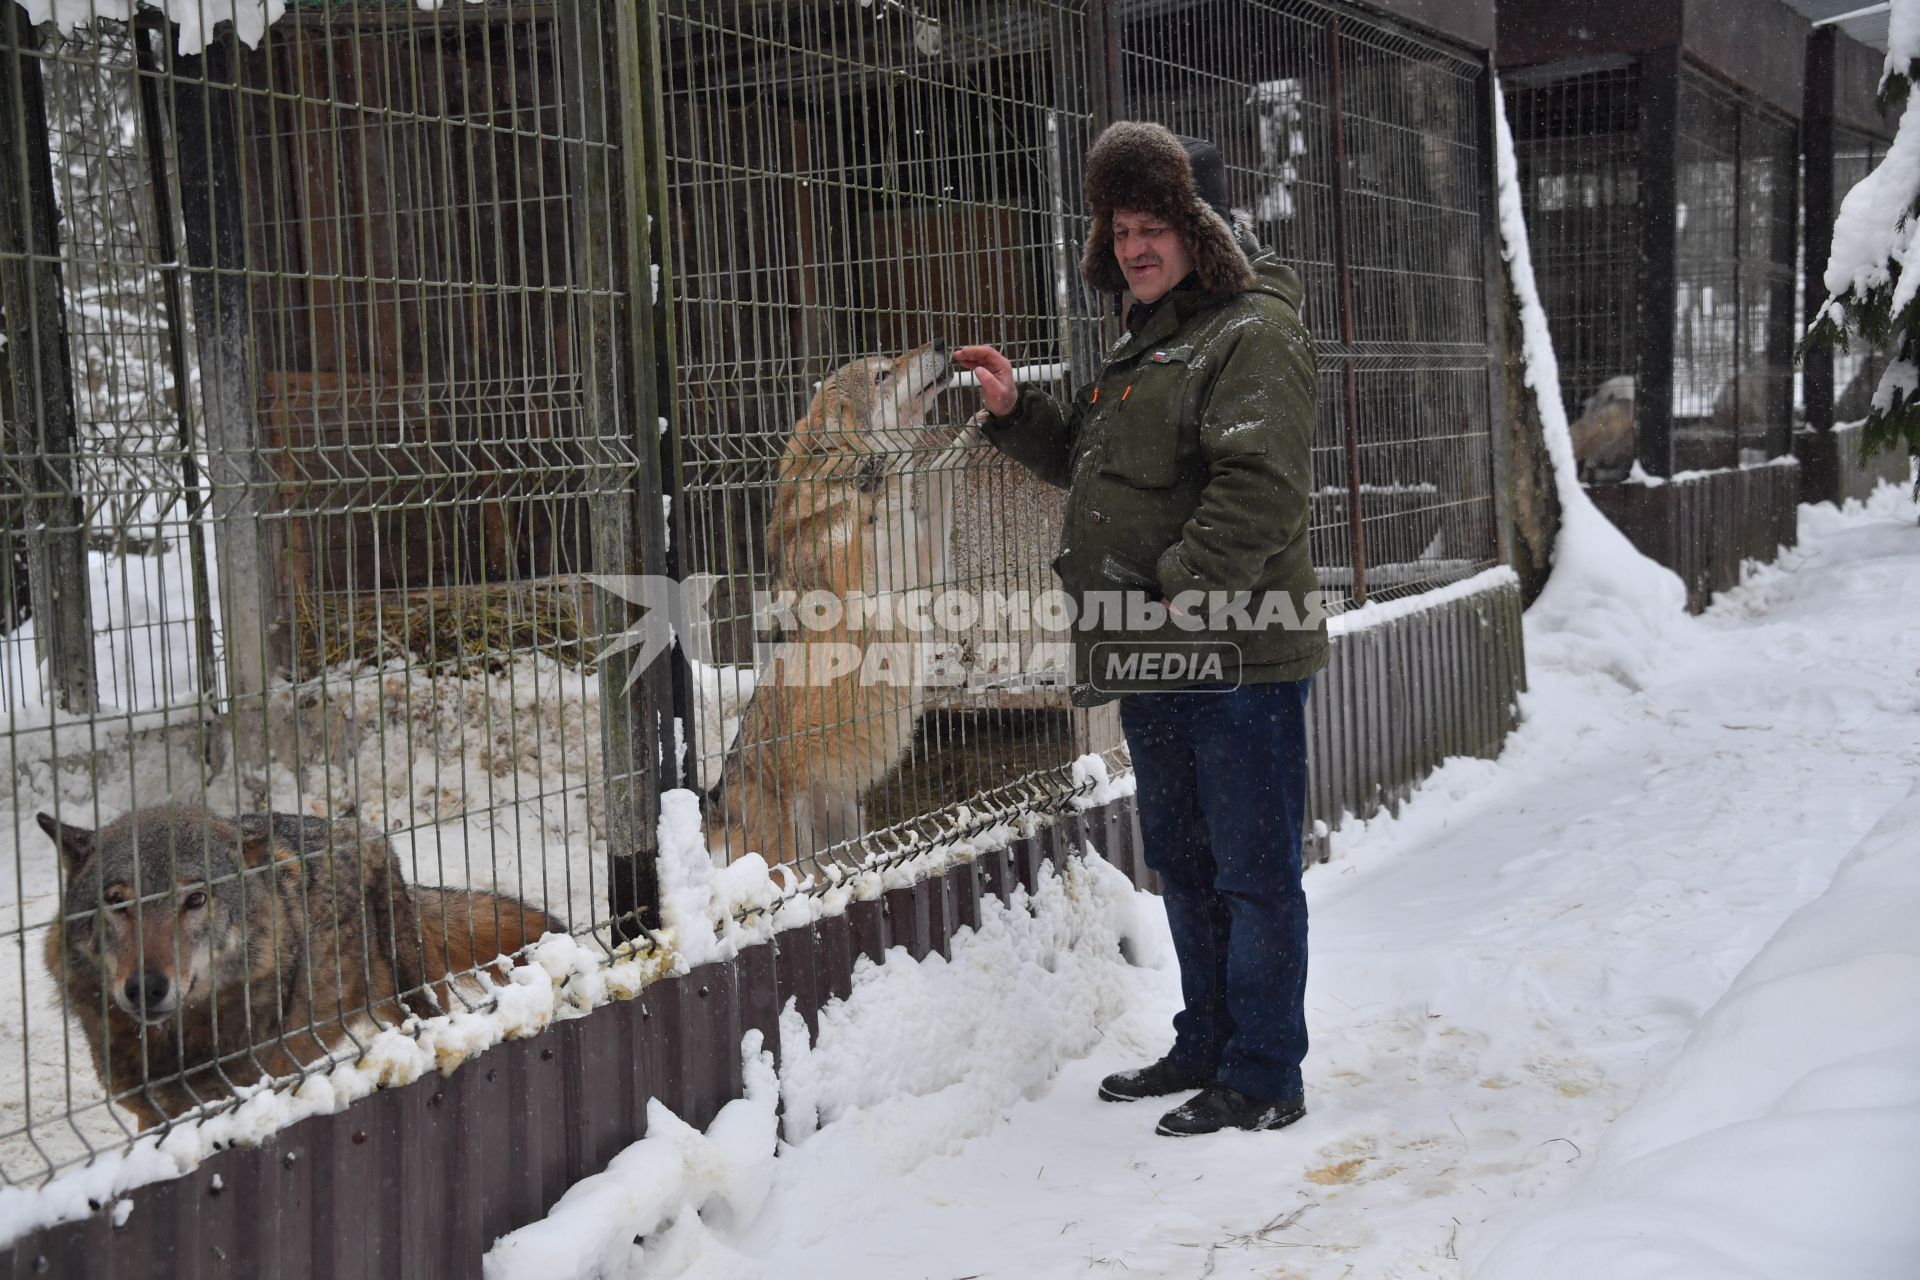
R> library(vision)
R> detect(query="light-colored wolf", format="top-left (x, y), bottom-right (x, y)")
top-left (709, 339), bottom-right (973, 867)
top-left (37, 805), bottom-right (556, 1129)
top-left (1571, 375), bottom-right (1635, 481)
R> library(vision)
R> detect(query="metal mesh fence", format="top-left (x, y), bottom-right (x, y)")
top-left (1502, 62), bottom-right (1640, 438)
top-left (1675, 68), bottom-right (1798, 470)
top-left (1120, 0), bottom-right (1501, 604)
top-left (1506, 57), bottom-right (1801, 478)
top-left (1672, 70), bottom-right (1743, 470)
top-left (656, 0), bottom-right (1096, 875)
top-left (0, 1), bottom-right (645, 1184)
top-left (0, 0), bottom-right (1506, 1187)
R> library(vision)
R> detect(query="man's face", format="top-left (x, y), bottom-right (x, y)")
top-left (1112, 208), bottom-right (1193, 306)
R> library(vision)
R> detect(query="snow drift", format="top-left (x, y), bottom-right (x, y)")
top-left (1492, 83), bottom-right (1690, 693)
top-left (1470, 783), bottom-right (1920, 1280)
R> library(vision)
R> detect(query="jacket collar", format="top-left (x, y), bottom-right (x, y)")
top-left (1110, 285), bottom-right (1211, 365)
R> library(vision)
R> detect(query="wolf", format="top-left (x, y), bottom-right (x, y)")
top-left (37, 805), bottom-right (556, 1129)
top-left (1571, 375), bottom-right (1635, 482)
top-left (709, 339), bottom-right (972, 867)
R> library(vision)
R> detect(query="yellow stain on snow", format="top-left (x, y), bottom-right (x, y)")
top-left (1304, 1157), bottom-right (1368, 1185)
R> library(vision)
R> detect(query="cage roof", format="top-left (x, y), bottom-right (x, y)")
top-left (1782, 1), bottom-right (1890, 52)
top-left (1496, 0), bottom-right (1812, 119)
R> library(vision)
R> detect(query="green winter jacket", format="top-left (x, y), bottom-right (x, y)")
top-left (981, 244), bottom-right (1327, 706)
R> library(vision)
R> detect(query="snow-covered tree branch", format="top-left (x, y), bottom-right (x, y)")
top-left (1804, 0), bottom-right (1920, 495)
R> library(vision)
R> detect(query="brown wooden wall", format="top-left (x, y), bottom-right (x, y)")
top-left (235, 17), bottom-right (590, 612)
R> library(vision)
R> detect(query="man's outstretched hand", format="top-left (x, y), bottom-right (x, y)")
top-left (954, 345), bottom-right (1018, 418)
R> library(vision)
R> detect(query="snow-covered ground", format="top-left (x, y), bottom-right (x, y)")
top-left (493, 479), bottom-right (1920, 1278)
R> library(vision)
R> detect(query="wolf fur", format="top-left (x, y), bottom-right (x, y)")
top-left (709, 340), bottom-right (968, 867)
top-left (37, 805), bottom-right (556, 1129)
top-left (1710, 371), bottom-right (1778, 439)
top-left (1571, 375), bottom-right (1636, 481)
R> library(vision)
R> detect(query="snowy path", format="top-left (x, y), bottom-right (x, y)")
top-left (650, 486), bottom-right (1920, 1279)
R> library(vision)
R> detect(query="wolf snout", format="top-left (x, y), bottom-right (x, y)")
top-left (121, 972), bottom-right (175, 1021)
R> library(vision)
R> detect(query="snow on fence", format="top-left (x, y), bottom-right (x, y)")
top-left (0, 0), bottom-right (1520, 1258)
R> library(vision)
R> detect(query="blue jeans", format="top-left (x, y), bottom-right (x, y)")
top-left (1119, 678), bottom-right (1312, 1103)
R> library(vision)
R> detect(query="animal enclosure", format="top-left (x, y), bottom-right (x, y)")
top-left (667, 0), bottom-right (1509, 874)
top-left (1503, 55), bottom-right (1800, 476)
top-left (1116, 0), bottom-right (1503, 599)
top-left (0, 0), bottom-right (650, 1187)
top-left (0, 0), bottom-right (1517, 1217)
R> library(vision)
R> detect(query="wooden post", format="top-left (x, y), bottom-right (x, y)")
top-left (1801, 28), bottom-right (1840, 500)
top-left (0, 9), bottom-right (96, 712)
top-left (171, 37), bottom-right (285, 760)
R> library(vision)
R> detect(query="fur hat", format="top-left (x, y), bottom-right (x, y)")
top-left (1081, 121), bottom-right (1253, 299)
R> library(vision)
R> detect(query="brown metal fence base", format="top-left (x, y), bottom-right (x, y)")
top-left (1586, 462), bottom-right (1802, 614)
top-left (0, 812), bottom-right (1125, 1280)
top-left (1310, 576), bottom-right (1526, 843)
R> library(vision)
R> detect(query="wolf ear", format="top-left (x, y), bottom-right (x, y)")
top-left (35, 813), bottom-right (95, 875)
top-left (238, 823), bottom-right (297, 868)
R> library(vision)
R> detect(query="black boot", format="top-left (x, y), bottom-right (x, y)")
top-left (1097, 1056), bottom-right (1210, 1103)
top-left (1155, 1085), bottom-right (1305, 1136)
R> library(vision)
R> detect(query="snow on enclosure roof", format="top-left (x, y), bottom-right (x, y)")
top-left (1788, 0), bottom-right (1893, 52)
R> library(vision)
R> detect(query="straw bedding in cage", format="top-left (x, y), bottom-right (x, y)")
top-left (291, 579), bottom-right (597, 676)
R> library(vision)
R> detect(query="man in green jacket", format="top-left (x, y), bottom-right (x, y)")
top-left (955, 121), bottom-right (1326, 1136)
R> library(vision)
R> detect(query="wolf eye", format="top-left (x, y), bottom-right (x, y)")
top-left (872, 369), bottom-right (889, 386)
top-left (181, 890), bottom-right (207, 911)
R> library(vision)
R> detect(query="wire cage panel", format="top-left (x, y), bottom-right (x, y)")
top-left (1506, 55), bottom-right (1802, 478)
top-left (1673, 68), bottom-right (1798, 470)
top-left (231, 15), bottom-right (603, 674)
top-left (0, 1), bottom-right (648, 1189)
top-left (656, 0), bottom-right (1098, 877)
top-left (1503, 61), bottom-right (1641, 431)
top-left (2, 23), bottom-right (219, 723)
top-left (1118, 0), bottom-right (1502, 605)
top-left (0, 0), bottom-right (1517, 1196)
top-left (1671, 71), bottom-right (1742, 466)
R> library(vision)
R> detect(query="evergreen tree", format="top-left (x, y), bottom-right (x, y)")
top-left (1803, 3), bottom-right (1920, 497)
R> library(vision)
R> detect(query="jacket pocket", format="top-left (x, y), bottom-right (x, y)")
top-left (1094, 358), bottom-right (1191, 488)
top-left (1098, 427), bottom-right (1182, 488)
